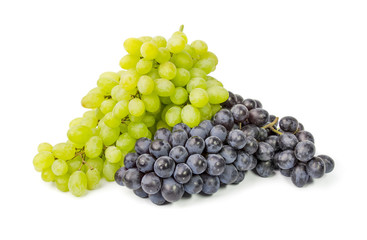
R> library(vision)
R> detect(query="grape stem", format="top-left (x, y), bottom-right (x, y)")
top-left (179, 25), bottom-right (184, 32)
top-left (261, 117), bottom-right (283, 135)
top-left (270, 126), bottom-right (283, 135)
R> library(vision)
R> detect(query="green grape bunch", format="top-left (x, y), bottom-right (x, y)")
top-left (33, 25), bottom-right (229, 197)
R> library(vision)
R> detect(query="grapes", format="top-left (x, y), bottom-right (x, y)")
top-left (206, 154), bottom-right (226, 176)
top-left (122, 168), bottom-right (144, 190)
top-left (141, 172), bottom-right (161, 194)
top-left (231, 104), bottom-right (249, 123)
top-left (154, 156), bottom-right (175, 178)
top-left (248, 108), bottom-right (269, 127)
top-left (190, 126), bottom-right (207, 139)
top-left (318, 155), bottom-right (335, 173)
top-left (124, 152), bottom-right (138, 169)
top-left (140, 42), bottom-right (158, 60)
top-left (213, 109), bottom-right (234, 130)
top-left (278, 133), bottom-right (299, 150)
top-left (169, 146), bottom-right (189, 163)
top-left (189, 88), bottom-right (209, 108)
top-left (149, 191), bottom-right (166, 205)
top-left (38, 142), bottom-right (52, 152)
top-left (277, 150), bottom-right (297, 170)
top-left (279, 116), bottom-right (299, 133)
top-left (169, 129), bottom-right (188, 147)
top-left (294, 140), bottom-right (316, 162)
top-left (68, 171), bottom-right (88, 197)
top-left (291, 164), bottom-right (309, 188)
top-left (136, 154), bottom-right (155, 173)
top-left (181, 105), bottom-right (201, 128)
top-left (51, 160), bottom-right (69, 176)
top-left (158, 62), bottom-right (177, 80)
top-left (161, 177), bottom-right (185, 202)
top-left (205, 136), bottom-right (223, 153)
top-left (52, 143), bottom-right (75, 160)
top-left (227, 130), bottom-right (247, 150)
top-left (219, 164), bottom-right (239, 185)
top-left (149, 140), bottom-right (171, 158)
top-left (306, 157), bottom-right (325, 178)
top-left (210, 125), bottom-right (228, 142)
top-left (219, 145), bottom-right (237, 164)
top-left (173, 163), bottom-right (193, 184)
top-left (134, 137), bottom-right (152, 154)
top-left (86, 168), bottom-right (101, 190)
top-left (154, 128), bottom-right (171, 142)
top-left (184, 175), bottom-right (203, 194)
top-left (201, 174), bottom-right (220, 195)
top-left (255, 142), bottom-right (275, 161)
top-left (185, 136), bottom-right (205, 155)
top-left (33, 151), bottom-right (55, 172)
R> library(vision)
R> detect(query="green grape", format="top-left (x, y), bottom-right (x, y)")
top-left (103, 112), bottom-right (121, 128)
top-left (139, 36), bottom-right (153, 43)
top-left (186, 77), bottom-right (207, 93)
top-left (128, 98), bottom-right (145, 117)
top-left (152, 36), bottom-right (167, 48)
top-left (120, 69), bottom-right (140, 91)
top-left (95, 107), bottom-right (105, 120)
top-left (111, 85), bottom-right (129, 102)
top-left (80, 116), bottom-right (98, 129)
top-left (165, 106), bottom-right (182, 127)
top-left (206, 78), bottom-right (223, 88)
top-left (156, 120), bottom-right (172, 130)
top-left (155, 78), bottom-right (175, 97)
top-left (99, 125), bottom-right (120, 146)
top-left (67, 125), bottom-right (93, 146)
top-left (41, 167), bottom-right (56, 182)
top-left (136, 59), bottom-right (153, 74)
top-left (55, 173), bottom-right (70, 192)
top-left (158, 62), bottom-right (177, 80)
top-left (143, 113), bottom-right (155, 127)
top-left (112, 100), bottom-right (129, 119)
top-left (69, 117), bottom-right (83, 128)
top-left (116, 133), bottom-right (136, 152)
top-left (100, 99), bottom-right (117, 114)
top-left (137, 75), bottom-right (155, 95)
top-left (170, 87), bottom-right (188, 105)
top-left (92, 127), bottom-right (101, 136)
top-left (51, 159), bottom-right (69, 176)
top-left (103, 161), bottom-right (120, 182)
top-left (119, 54), bottom-right (140, 70)
top-left (129, 113), bottom-right (145, 123)
top-left (128, 122), bottom-right (149, 139)
top-left (155, 47), bottom-right (171, 64)
top-left (147, 68), bottom-right (160, 80)
top-left (33, 151), bottom-right (54, 172)
top-left (181, 104), bottom-right (201, 128)
top-left (88, 87), bottom-right (105, 95)
top-left (86, 157), bottom-right (104, 175)
top-left (161, 104), bottom-right (174, 121)
top-left (183, 44), bottom-right (197, 59)
top-left (206, 86), bottom-right (229, 104)
top-left (189, 88), bottom-right (209, 108)
top-left (198, 103), bottom-right (212, 121)
top-left (85, 136), bottom-right (103, 158)
top-left (120, 122), bottom-right (128, 133)
top-left (140, 41), bottom-right (158, 60)
top-left (167, 36), bottom-right (186, 54)
top-left (191, 40), bottom-right (208, 55)
top-left (189, 68), bottom-right (207, 79)
top-left (141, 93), bottom-right (161, 112)
top-left (160, 96), bottom-right (172, 105)
top-left (147, 130), bottom-right (153, 139)
top-left (171, 68), bottom-right (191, 87)
top-left (172, 31), bottom-right (188, 43)
top-left (100, 72), bottom-right (120, 82)
top-left (194, 58), bottom-right (216, 74)
top-left (83, 110), bottom-right (96, 119)
top-left (201, 51), bottom-right (218, 65)
top-left (97, 77), bottom-right (119, 94)
top-left (86, 168), bottom-right (101, 190)
top-left (124, 38), bottom-right (143, 56)
top-left (68, 171), bottom-right (87, 197)
top-left (211, 104), bottom-right (222, 115)
top-left (67, 156), bottom-right (82, 174)
top-left (38, 142), bottom-right (52, 153)
top-left (52, 142), bottom-right (76, 160)
top-left (171, 51), bottom-right (193, 69)
top-left (81, 92), bottom-right (104, 109)
top-left (105, 146), bottom-right (122, 164)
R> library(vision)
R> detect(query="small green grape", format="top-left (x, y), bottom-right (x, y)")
top-left (155, 47), bottom-right (171, 64)
top-left (138, 36), bottom-right (153, 43)
top-left (172, 31), bottom-right (188, 43)
top-left (41, 167), bottom-right (56, 182)
top-left (140, 42), bottom-right (158, 60)
top-left (86, 168), bottom-right (101, 190)
top-left (191, 40), bottom-right (208, 55)
top-left (171, 68), bottom-right (191, 87)
top-left (189, 68), bottom-right (207, 79)
top-left (143, 113), bottom-right (156, 127)
top-left (52, 142), bottom-right (76, 160)
top-left (100, 99), bottom-right (117, 115)
top-left (103, 161), bottom-right (120, 182)
top-left (69, 117), bottom-right (83, 128)
top-left (181, 105), bottom-right (201, 128)
top-left (171, 51), bottom-right (193, 69)
top-left (186, 77), bottom-right (207, 93)
top-left (155, 78), bottom-right (175, 97)
top-left (68, 171), bottom-right (87, 197)
top-left (128, 122), bottom-right (149, 139)
top-left (116, 133), bottom-right (136, 152)
top-left (167, 36), bottom-right (186, 54)
top-left (141, 93), bottom-right (161, 112)
top-left (67, 125), bottom-right (93, 146)
top-left (158, 62), bottom-right (177, 80)
top-left (194, 58), bottom-right (216, 74)
top-left (198, 103), bottom-right (212, 121)
top-left (161, 104), bottom-right (174, 121)
top-left (137, 75), bottom-right (155, 95)
top-left (165, 106), bottom-right (182, 127)
top-left (170, 87), bottom-right (188, 105)
top-left (189, 88), bottom-right (209, 108)
top-left (103, 112), bottom-right (121, 128)
top-left (206, 86), bottom-right (229, 104)
top-left (97, 77), bottom-right (119, 94)
top-left (38, 142), bottom-right (53, 153)
top-left (51, 159), bottom-right (69, 176)
top-left (85, 136), bottom-right (103, 159)
top-left (86, 157), bottom-right (104, 175)
top-left (112, 100), bottom-right (129, 119)
top-left (105, 146), bottom-right (122, 164)
top-left (128, 98), bottom-right (145, 117)
top-left (124, 38), bottom-right (143, 56)
top-left (99, 125), bottom-right (120, 146)
top-left (201, 51), bottom-right (218, 65)
top-left (147, 68), bottom-right (160, 80)
top-left (160, 96), bottom-right (172, 105)
top-left (211, 104), bottom-right (222, 115)
top-left (129, 113), bottom-right (145, 123)
top-left (33, 151), bottom-right (54, 172)
top-left (152, 36), bottom-right (167, 48)
top-left (119, 54), bottom-right (140, 70)
top-left (67, 156), bottom-right (82, 174)
top-left (80, 116), bottom-right (98, 129)
top-left (81, 92), bottom-right (104, 109)
top-left (100, 72), bottom-right (120, 82)
top-left (206, 78), bottom-right (223, 88)
top-left (136, 59), bottom-right (153, 74)
top-left (120, 69), bottom-right (140, 91)
top-left (156, 120), bottom-right (172, 130)
top-left (111, 85), bottom-right (134, 102)
top-left (55, 173), bottom-right (70, 192)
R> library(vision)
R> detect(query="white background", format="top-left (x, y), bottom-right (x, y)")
top-left (1, 0), bottom-right (366, 239)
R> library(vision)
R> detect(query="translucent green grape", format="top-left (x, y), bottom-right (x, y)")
top-left (189, 88), bottom-right (209, 108)
top-left (103, 112), bottom-right (121, 128)
top-left (147, 68), bottom-right (160, 80)
top-left (120, 69), bottom-right (140, 91)
top-left (160, 96), bottom-right (172, 105)
top-left (69, 118), bottom-right (83, 128)
top-left (194, 58), bottom-right (216, 74)
top-left (156, 120), bottom-right (172, 130)
top-left (189, 68), bottom-right (207, 79)
top-left (129, 113), bottom-right (145, 123)
top-left (155, 47), bottom-right (171, 64)
top-left (201, 51), bottom-right (218, 65)
top-left (161, 104), bottom-right (175, 121)
top-left (143, 113), bottom-right (156, 127)
top-left (141, 93), bottom-right (161, 112)
top-left (55, 173), bottom-right (70, 192)
top-left (191, 40), bottom-right (208, 55)
top-left (128, 98), bottom-right (146, 117)
top-left (211, 104), bottom-right (222, 115)
top-left (67, 125), bottom-right (93, 146)
top-left (86, 168), bottom-right (101, 190)
top-left (171, 68), bottom-right (191, 87)
top-left (100, 99), bottom-right (117, 115)
top-left (105, 146), bottom-right (122, 164)
top-left (111, 85), bottom-right (134, 102)
top-left (158, 62), bottom-right (177, 80)
top-left (140, 42), bottom-right (158, 60)
top-left (186, 77), bottom-right (207, 93)
top-left (86, 157), bottom-right (104, 175)
top-left (97, 77), bottom-right (119, 94)
top-left (52, 142), bottom-right (76, 160)
top-left (99, 125), bottom-right (120, 146)
top-left (137, 75), bottom-right (155, 95)
top-left (136, 59), bottom-right (153, 74)
top-left (83, 110), bottom-right (96, 119)
top-left (85, 136), bottom-right (103, 159)
top-left (33, 151), bottom-right (55, 172)
top-left (103, 161), bottom-right (120, 182)
top-left (165, 106), bottom-right (182, 127)
top-left (51, 159), bottom-right (69, 176)
top-left (112, 100), bottom-right (129, 119)
top-left (171, 51), bottom-right (193, 69)
top-left (116, 133), bottom-right (136, 152)
top-left (199, 103), bottom-right (212, 121)
top-left (128, 122), bottom-right (149, 139)
top-left (41, 167), bottom-right (56, 182)
top-left (167, 36), bottom-right (186, 54)
top-left (68, 171), bottom-right (87, 197)
top-left (119, 54), bottom-right (140, 70)
top-left (120, 122), bottom-right (128, 133)
top-left (100, 72), bottom-right (120, 82)
top-left (152, 36), bottom-right (167, 48)
top-left (124, 38), bottom-right (143, 56)
top-left (181, 104), bottom-right (201, 128)
top-left (67, 156), bottom-right (82, 174)
top-left (206, 78), bottom-right (223, 88)
top-left (139, 36), bottom-right (153, 43)
top-left (81, 92), bottom-right (104, 109)
top-left (170, 87), bottom-right (188, 105)
top-left (95, 107), bottom-right (105, 120)
top-left (38, 142), bottom-right (52, 153)
top-left (206, 86), bottom-right (229, 104)
top-left (172, 31), bottom-right (188, 43)
top-left (155, 78), bottom-right (175, 97)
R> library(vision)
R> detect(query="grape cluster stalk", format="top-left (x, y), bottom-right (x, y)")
top-left (33, 26), bottom-right (230, 196)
